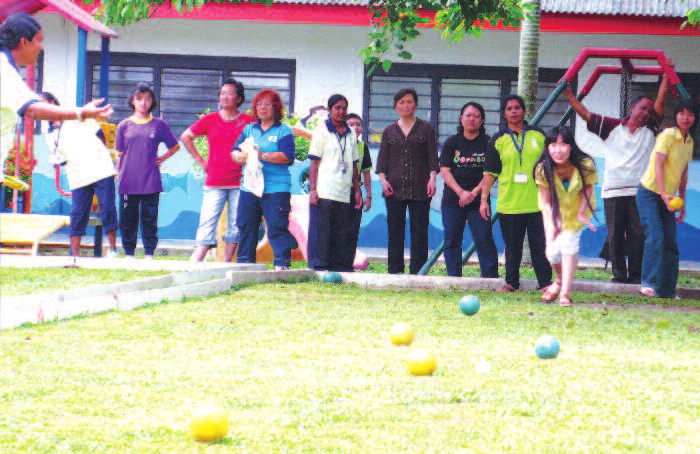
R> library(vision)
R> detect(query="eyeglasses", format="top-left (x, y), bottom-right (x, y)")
top-left (256, 102), bottom-right (273, 108)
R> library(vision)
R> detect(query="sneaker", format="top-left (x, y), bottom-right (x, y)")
top-left (144, 255), bottom-right (154, 261)
top-left (107, 250), bottom-right (119, 259)
top-left (497, 284), bottom-right (517, 292)
top-left (274, 266), bottom-right (290, 271)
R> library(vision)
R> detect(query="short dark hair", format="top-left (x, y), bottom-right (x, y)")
top-left (393, 88), bottom-right (418, 107)
top-left (500, 94), bottom-right (526, 116)
top-left (674, 98), bottom-right (699, 132)
top-left (0, 13), bottom-right (41, 50)
top-left (346, 113), bottom-right (362, 122)
top-left (221, 78), bottom-right (245, 107)
top-left (128, 83), bottom-right (157, 113)
top-left (327, 94), bottom-right (348, 110)
top-left (38, 91), bottom-right (60, 106)
top-left (457, 102), bottom-right (486, 135)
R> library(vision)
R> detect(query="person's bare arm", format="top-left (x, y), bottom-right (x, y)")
top-left (156, 143), bottom-right (181, 166)
top-left (654, 59), bottom-right (673, 118)
top-left (677, 164), bottom-right (688, 224)
top-left (309, 159), bottom-right (320, 205)
top-left (479, 173), bottom-right (496, 221)
top-left (441, 167), bottom-right (475, 207)
top-left (181, 128), bottom-right (207, 171)
top-left (25, 98), bottom-right (113, 122)
top-left (562, 86), bottom-right (591, 123)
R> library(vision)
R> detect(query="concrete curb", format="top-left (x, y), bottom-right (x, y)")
top-left (0, 268), bottom-right (317, 330)
top-left (331, 272), bottom-right (700, 299)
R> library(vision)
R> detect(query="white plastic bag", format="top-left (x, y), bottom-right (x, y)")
top-left (240, 137), bottom-right (264, 197)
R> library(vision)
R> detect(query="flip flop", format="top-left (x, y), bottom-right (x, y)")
top-left (541, 282), bottom-right (561, 304)
top-left (558, 296), bottom-right (573, 307)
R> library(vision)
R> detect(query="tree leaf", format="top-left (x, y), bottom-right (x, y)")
top-left (382, 59), bottom-right (392, 73)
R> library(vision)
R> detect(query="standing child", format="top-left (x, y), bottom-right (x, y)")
top-left (534, 126), bottom-right (598, 307)
top-left (116, 83), bottom-right (180, 258)
top-left (343, 113), bottom-right (373, 271)
top-left (637, 100), bottom-right (697, 299)
top-left (40, 92), bottom-right (119, 258)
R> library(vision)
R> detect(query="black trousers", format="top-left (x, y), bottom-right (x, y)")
top-left (119, 193), bottom-right (159, 256)
top-left (603, 196), bottom-right (645, 284)
top-left (499, 212), bottom-right (552, 289)
top-left (308, 198), bottom-right (351, 272)
top-left (342, 190), bottom-right (364, 272)
top-left (385, 198), bottom-right (430, 275)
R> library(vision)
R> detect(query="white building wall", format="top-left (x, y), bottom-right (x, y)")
top-left (36, 14), bottom-right (700, 120)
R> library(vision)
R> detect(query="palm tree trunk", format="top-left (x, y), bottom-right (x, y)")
top-left (517, 0), bottom-right (541, 121)
top-left (518, 0), bottom-right (541, 263)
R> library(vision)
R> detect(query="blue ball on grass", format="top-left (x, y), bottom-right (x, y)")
top-left (322, 272), bottom-right (342, 283)
top-left (459, 295), bottom-right (480, 316)
top-left (535, 335), bottom-right (560, 359)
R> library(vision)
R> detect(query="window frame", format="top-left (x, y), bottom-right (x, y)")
top-left (363, 62), bottom-right (573, 144)
top-left (85, 51), bottom-right (296, 123)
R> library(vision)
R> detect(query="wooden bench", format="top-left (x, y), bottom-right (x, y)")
top-left (0, 214), bottom-right (102, 256)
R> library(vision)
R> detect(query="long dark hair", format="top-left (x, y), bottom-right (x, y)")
top-left (457, 102), bottom-right (486, 136)
top-left (533, 126), bottom-right (597, 232)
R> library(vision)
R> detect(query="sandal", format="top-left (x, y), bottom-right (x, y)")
top-left (640, 287), bottom-right (656, 297)
top-left (558, 296), bottom-right (573, 307)
top-left (541, 281), bottom-right (561, 304)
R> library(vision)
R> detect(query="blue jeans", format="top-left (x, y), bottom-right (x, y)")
top-left (70, 176), bottom-right (118, 236)
top-left (194, 187), bottom-right (240, 246)
top-left (442, 206), bottom-right (498, 278)
top-left (236, 190), bottom-right (292, 267)
top-left (637, 185), bottom-right (679, 298)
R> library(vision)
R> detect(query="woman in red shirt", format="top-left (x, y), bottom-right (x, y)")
top-left (181, 78), bottom-right (256, 262)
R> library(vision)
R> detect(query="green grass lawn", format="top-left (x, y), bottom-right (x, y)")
top-left (0, 267), bottom-right (169, 296)
top-left (1, 281), bottom-right (699, 452)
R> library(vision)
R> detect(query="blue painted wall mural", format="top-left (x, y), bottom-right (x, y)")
top-left (27, 135), bottom-right (700, 260)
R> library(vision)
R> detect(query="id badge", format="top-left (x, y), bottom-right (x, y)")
top-left (338, 162), bottom-right (348, 174)
top-left (514, 173), bottom-right (528, 184)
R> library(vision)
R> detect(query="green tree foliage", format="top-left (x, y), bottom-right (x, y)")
top-left (83, 0), bottom-right (272, 25)
top-left (681, 0), bottom-right (700, 28)
top-left (360, 0), bottom-right (529, 74)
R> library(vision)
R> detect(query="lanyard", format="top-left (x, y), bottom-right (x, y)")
top-left (335, 132), bottom-right (347, 162)
top-left (508, 125), bottom-right (526, 170)
top-left (508, 125), bottom-right (526, 155)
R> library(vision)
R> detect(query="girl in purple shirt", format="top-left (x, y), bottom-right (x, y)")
top-left (116, 83), bottom-right (180, 258)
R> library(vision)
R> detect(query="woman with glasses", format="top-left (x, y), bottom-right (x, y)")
top-left (231, 89), bottom-right (296, 270)
top-left (181, 78), bottom-right (255, 262)
top-left (440, 102), bottom-right (498, 278)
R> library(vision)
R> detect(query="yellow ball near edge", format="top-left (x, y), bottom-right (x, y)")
top-left (390, 322), bottom-right (414, 346)
top-left (407, 348), bottom-right (437, 376)
top-left (669, 197), bottom-right (684, 211)
top-left (190, 404), bottom-right (229, 443)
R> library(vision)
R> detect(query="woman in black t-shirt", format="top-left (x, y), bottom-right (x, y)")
top-left (440, 102), bottom-right (499, 277)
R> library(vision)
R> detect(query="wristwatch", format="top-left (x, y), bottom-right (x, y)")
top-left (262, 152), bottom-right (268, 161)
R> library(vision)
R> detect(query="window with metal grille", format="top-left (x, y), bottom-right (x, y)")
top-left (86, 53), bottom-right (295, 136)
top-left (363, 63), bottom-right (572, 146)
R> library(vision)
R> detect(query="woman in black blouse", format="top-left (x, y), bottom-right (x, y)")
top-left (375, 88), bottom-right (440, 274)
top-left (440, 102), bottom-right (498, 277)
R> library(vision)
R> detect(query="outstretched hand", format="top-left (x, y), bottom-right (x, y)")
top-left (82, 98), bottom-right (114, 119)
